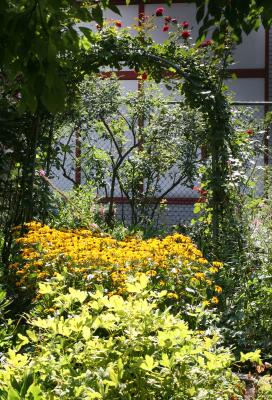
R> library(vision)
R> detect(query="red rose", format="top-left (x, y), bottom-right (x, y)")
top-left (139, 13), bottom-right (148, 22)
top-left (115, 20), bottom-right (122, 28)
top-left (181, 30), bottom-right (190, 39)
top-left (141, 72), bottom-right (148, 80)
top-left (171, 18), bottom-right (178, 24)
top-left (155, 7), bottom-right (164, 17)
top-left (181, 21), bottom-right (189, 28)
top-left (201, 39), bottom-right (213, 47)
top-left (193, 186), bottom-right (208, 196)
top-left (164, 16), bottom-right (171, 22)
top-left (246, 129), bottom-right (254, 135)
top-left (162, 24), bottom-right (169, 32)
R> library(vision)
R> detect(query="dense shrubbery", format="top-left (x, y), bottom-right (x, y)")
top-left (0, 275), bottom-right (244, 400)
top-left (216, 181), bottom-right (272, 358)
top-left (0, 289), bottom-right (14, 352)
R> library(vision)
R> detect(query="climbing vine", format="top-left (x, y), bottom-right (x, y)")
top-left (78, 14), bottom-right (238, 256)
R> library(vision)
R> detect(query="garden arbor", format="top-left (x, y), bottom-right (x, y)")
top-left (79, 25), bottom-right (238, 254)
top-left (1, 17), bottom-right (241, 258)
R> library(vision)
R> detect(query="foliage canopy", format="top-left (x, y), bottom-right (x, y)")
top-left (0, 0), bottom-right (120, 113)
top-left (196, 0), bottom-right (272, 42)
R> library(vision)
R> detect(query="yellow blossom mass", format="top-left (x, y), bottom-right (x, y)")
top-left (10, 222), bottom-right (222, 305)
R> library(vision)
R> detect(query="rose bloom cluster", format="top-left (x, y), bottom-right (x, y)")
top-left (10, 222), bottom-right (222, 308)
top-left (153, 7), bottom-right (214, 47)
top-left (155, 6), bottom-right (191, 38)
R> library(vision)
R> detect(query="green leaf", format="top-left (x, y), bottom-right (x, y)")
top-left (80, 36), bottom-right (91, 51)
top-left (19, 372), bottom-right (33, 398)
top-left (187, 387), bottom-right (196, 396)
top-left (92, 6), bottom-right (103, 25)
top-left (16, 334), bottom-right (30, 351)
top-left (26, 330), bottom-right (38, 343)
top-left (9, 377), bottom-right (21, 394)
top-left (160, 353), bottom-right (170, 368)
top-left (20, 86), bottom-right (38, 113)
top-left (140, 355), bottom-right (158, 371)
top-left (82, 326), bottom-right (91, 340)
top-left (68, 287), bottom-right (88, 303)
top-left (193, 203), bottom-right (202, 214)
top-left (126, 274), bottom-right (149, 293)
top-left (108, 2), bottom-right (122, 16)
top-left (7, 387), bottom-right (20, 400)
top-left (240, 350), bottom-right (262, 365)
top-left (86, 392), bottom-right (103, 399)
top-left (38, 282), bottom-right (53, 295)
top-left (107, 295), bottom-right (124, 310)
top-left (41, 80), bottom-right (66, 114)
top-left (27, 383), bottom-right (43, 400)
top-left (158, 290), bottom-right (167, 298)
top-left (79, 27), bottom-right (94, 40)
top-left (196, 5), bottom-right (205, 23)
top-left (108, 367), bottom-right (119, 386)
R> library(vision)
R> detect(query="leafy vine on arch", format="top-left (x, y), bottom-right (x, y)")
top-left (78, 21), bottom-right (236, 255)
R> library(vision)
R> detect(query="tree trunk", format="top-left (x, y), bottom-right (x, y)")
top-left (21, 111), bottom-right (41, 222)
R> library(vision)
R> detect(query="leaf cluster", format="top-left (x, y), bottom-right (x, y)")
top-left (195, 0), bottom-right (272, 43)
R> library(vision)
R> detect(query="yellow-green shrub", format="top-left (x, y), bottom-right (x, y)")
top-left (256, 375), bottom-right (272, 399)
top-left (0, 276), bottom-right (243, 400)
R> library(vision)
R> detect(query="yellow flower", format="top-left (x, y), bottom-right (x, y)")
top-left (37, 272), bottom-right (48, 279)
top-left (198, 258), bottom-right (209, 264)
top-left (214, 285), bottom-right (222, 293)
top-left (212, 261), bottom-right (223, 268)
top-left (46, 308), bottom-right (55, 313)
top-left (146, 269), bottom-right (157, 277)
top-left (16, 270), bottom-right (26, 275)
top-left (211, 296), bottom-right (219, 304)
top-left (167, 292), bottom-right (179, 299)
top-left (32, 261), bottom-right (43, 267)
top-left (195, 272), bottom-right (205, 281)
top-left (9, 262), bottom-right (20, 269)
